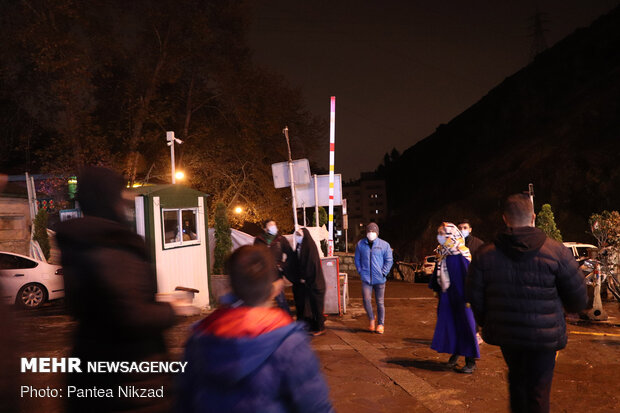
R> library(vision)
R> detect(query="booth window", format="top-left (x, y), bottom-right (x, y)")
top-left (162, 208), bottom-right (200, 248)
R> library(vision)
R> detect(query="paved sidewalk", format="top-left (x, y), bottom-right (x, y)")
top-left (310, 278), bottom-right (620, 413)
top-left (13, 278), bottom-right (620, 412)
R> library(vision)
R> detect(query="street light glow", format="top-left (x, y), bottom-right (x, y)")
top-left (234, 206), bottom-right (243, 214)
top-left (175, 171), bottom-right (185, 180)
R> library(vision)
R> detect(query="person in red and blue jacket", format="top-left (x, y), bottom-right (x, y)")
top-left (177, 245), bottom-right (333, 413)
top-left (354, 222), bottom-right (393, 334)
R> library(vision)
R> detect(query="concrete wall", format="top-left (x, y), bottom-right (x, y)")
top-left (335, 252), bottom-right (359, 278)
top-left (336, 252), bottom-right (419, 283)
top-left (0, 197), bottom-right (31, 255)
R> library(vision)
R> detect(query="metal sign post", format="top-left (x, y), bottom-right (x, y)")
top-left (314, 174), bottom-right (319, 228)
top-left (283, 126), bottom-right (299, 229)
top-left (342, 198), bottom-right (348, 253)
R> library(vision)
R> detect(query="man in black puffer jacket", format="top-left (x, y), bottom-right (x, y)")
top-left (467, 194), bottom-right (586, 413)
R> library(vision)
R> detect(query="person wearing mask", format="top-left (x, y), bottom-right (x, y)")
top-left (429, 222), bottom-right (479, 373)
top-left (254, 219), bottom-right (295, 315)
top-left (467, 194), bottom-right (586, 413)
top-left (354, 222), bottom-right (393, 334)
top-left (177, 245), bottom-right (334, 413)
top-left (290, 227), bottom-right (327, 335)
top-left (457, 219), bottom-right (484, 256)
top-left (56, 167), bottom-right (178, 413)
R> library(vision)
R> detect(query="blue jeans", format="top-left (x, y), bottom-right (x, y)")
top-left (362, 281), bottom-right (385, 325)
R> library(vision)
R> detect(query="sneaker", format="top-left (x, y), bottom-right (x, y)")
top-left (376, 325), bottom-right (384, 334)
top-left (446, 354), bottom-right (459, 368)
top-left (459, 363), bottom-right (476, 374)
top-left (369, 320), bottom-right (376, 332)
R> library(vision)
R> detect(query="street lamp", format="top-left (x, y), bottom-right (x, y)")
top-left (166, 131), bottom-right (184, 184)
top-left (234, 206), bottom-right (243, 214)
top-left (175, 171), bottom-right (185, 181)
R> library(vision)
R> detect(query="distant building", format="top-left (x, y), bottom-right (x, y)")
top-left (342, 172), bottom-right (388, 246)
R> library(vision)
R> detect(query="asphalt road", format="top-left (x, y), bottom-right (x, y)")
top-left (10, 278), bottom-right (620, 412)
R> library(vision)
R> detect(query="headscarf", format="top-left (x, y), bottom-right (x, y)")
top-left (435, 222), bottom-right (471, 292)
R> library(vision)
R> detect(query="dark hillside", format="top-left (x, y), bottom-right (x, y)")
top-left (385, 6), bottom-right (620, 258)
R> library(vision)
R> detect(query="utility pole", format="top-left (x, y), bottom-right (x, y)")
top-left (283, 126), bottom-right (299, 229)
top-left (166, 131), bottom-right (183, 184)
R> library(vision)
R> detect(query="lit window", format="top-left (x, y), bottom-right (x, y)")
top-left (162, 208), bottom-right (200, 249)
top-left (375, 209), bottom-right (379, 214)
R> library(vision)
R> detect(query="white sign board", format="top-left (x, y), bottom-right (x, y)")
top-left (271, 159), bottom-right (312, 188)
top-left (295, 174), bottom-right (342, 207)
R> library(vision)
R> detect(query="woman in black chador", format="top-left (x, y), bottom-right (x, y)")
top-left (291, 227), bottom-right (326, 336)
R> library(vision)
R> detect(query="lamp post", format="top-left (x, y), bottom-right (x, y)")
top-left (166, 131), bottom-right (184, 184)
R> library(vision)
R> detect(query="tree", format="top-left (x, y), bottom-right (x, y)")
top-left (213, 203), bottom-right (232, 274)
top-left (536, 204), bottom-right (562, 241)
top-left (312, 207), bottom-right (328, 227)
top-left (589, 210), bottom-right (620, 249)
top-left (0, 0), bottom-right (324, 226)
top-left (33, 209), bottom-right (50, 260)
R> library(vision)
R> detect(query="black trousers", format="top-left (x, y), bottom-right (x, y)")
top-left (500, 347), bottom-right (557, 413)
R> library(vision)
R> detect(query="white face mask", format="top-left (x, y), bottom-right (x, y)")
top-left (367, 231), bottom-right (378, 241)
top-left (460, 229), bottom-right (470, 238)
top-left (267, 225), bottom-right (278, 236)
top-left (295, 234), bottom-right (303, 245)
top-left (437, 235), bottom-right (447, 245)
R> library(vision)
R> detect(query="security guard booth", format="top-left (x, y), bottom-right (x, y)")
top-left (129, 185), bottom-right (211, 309)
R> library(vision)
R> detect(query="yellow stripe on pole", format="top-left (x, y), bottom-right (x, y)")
top-left (329, 165), bottom-right (334, 171)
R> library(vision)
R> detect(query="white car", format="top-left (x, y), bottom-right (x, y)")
top-left (563, 242), bottom-right (597, 261)
top-left (422, 255), bottom-right (437, 276)
top-left (0, 251), bottom-right (64, 309)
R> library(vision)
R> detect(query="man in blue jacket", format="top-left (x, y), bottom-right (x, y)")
top-left (355, 222), bottom-right (393, 334)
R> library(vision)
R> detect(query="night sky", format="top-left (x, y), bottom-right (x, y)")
top-left (249, 0), bottom-right (620, 180)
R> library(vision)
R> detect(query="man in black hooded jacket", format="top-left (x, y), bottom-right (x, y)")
top-left (466, 194), bottom-right (586, 413)
top-left (56, 167), bottom-right (177, 413)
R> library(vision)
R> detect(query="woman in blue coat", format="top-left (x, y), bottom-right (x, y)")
top-left (429, 222), bottom-right (480, 373)
top-left (354, 223), bottom-right (393, 334)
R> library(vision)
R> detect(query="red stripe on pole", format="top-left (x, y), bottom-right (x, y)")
top-left (330, 143), bottom-right (335, 151)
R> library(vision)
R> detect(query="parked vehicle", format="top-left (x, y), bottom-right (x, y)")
top-left (563, 242), bottom-right (597, 261)
top-left (413, 255), bottom-right (437, 283)
top-left (422, 255), bottom-right (436, 275)
top-left (0, 251), bottom-right (64, 309)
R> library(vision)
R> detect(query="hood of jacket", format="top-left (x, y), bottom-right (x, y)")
top-left (494, 226), bottom-right (547, 261)
top-left (184, 307), bottom-right (301, 385)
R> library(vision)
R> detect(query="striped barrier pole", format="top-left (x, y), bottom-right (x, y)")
top-left (328, 96), bottom-right (336, 256)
